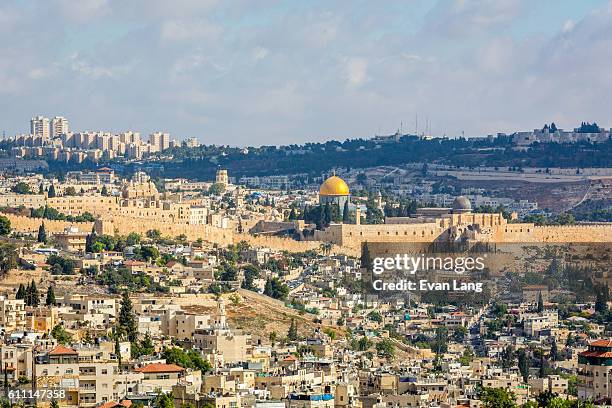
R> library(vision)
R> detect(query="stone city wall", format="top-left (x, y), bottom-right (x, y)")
top-left (3, 213), bottom-right (93, 234)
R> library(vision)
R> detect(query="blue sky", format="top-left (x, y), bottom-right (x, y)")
top-left (1, 0), bottom-right (611, 145)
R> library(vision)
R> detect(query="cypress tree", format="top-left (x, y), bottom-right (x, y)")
top-left (115, 336), bottom-right (122, 366)
top-left (537, 291), bottom-right (544, 313)
top-left (25, 281), bottom-right (32, 306)
top-left (118, 292), bottom-right (137, 342)
top-left (37, 223), bottom-right (47, 243)
top-left (342, 201), bottom-right (350, 223)
top-left (288, 208), bottom-right (297, 220)
top-left (361, 242), bottom-right (372, 270)
top-left (550, 339), bottom-right (559, 362)
top-left (16, 284), bottom-right (26, 300)
top-left (316, 206), bottom-right (325, 230)
top-left (287, 318), bottom-right (298, 341)
top-left (47, 184), bottom-right (56, 198)
top-left (595, 284), bottom-right (609, 313)
top-left (46, 286), bottom-right (56, 306)
top-left (518, 349), bottom-right (530, 382)
top-left (333, 202), bottom-right (341, 222)
top-left (29, 280), bottom-right (39, 307)
top-left (324, 202), bottom-right (331, 226)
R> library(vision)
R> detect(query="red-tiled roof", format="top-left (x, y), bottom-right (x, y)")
top-left (99, 400), bottom-right (132, 408)
top-left (49, 345), bottom-right (77, 355)
top-left (579, 351), bottom-right (612, 358)
top-left (590, 339), bottom-right (612, 347)
top-left (134, 363), bottom-right (184, 373)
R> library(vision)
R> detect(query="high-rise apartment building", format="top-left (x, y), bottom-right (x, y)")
top-left (185, 137), bottom-right (200, 148)
top-left (149, 132), bottom-right (170, 152)
top-left (30, 116), bottom-right (50, 139)
top-left (51, 116), bottom-right (69, 137)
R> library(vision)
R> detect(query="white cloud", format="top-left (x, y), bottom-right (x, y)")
top-left (68, 54), bottom-right (132, 79)
top-left (54, 0), bottom-right (109, 23)
top-left (252, 47), bottom-right (269, 62)
top-left (160, 19), bottom-right (221, 43)
top-left (562, 19), bottom-right (575, 33)
top-left (1, 1), bottom-right (612, 145)
top-left (345, 57), bottom-right (368, 88)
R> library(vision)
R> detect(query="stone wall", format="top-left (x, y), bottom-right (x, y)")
top-left (98, 217), bottom-right (234, 246)
top-left (3, 214), bottom-right (93, 234)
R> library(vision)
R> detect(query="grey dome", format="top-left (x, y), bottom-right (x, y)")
top-left (452, 196), bottom-right (472, 211)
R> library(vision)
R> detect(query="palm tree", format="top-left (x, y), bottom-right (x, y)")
top-left (319, 243), bottom-right (332, 256)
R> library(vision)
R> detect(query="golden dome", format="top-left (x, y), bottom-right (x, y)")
top-left (319, 175), bottom-right (349, 196)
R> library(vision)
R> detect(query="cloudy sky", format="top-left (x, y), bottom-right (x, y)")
top-left (1, 0), bottom-right (611, 145)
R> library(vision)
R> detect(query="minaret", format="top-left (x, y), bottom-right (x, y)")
top-left (355, 207), bottom-right (361, 225)
top-left (217, 299), bottom-right (228, 329)
top-left (376, 191), bottom-right (383, 210)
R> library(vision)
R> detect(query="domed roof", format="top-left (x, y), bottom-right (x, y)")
top-left (319, 176), bottom-right (349, 196)
top-left (452, 196), bottom-right (472, 211)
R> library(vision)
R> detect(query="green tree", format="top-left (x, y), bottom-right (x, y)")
top-left (101, 185), bottom-right (109, 196)
top-left (208, 183), bottom-right (225, 196)
top-left (64, 186), bottom-right (77, 196)
top-left (126, 232), bottom-right (141, 246)
top-left (146, 229), bottom-right (161, 240)
top-left (595, 284), bottom-right (609, 314)
top-left (51, 324), bottom-right (72, 345)
top-left (37, 222), bottom-right (47, 243)
top-left (11, 182), bottom-right (31, 194)
top-left (360, 242), bottom-right (372, 270)
top-left (550, 339), bottom-right (559, 362)
top-left (46, 286), bottom-right (56, 306)
top-left (115, 335), bottom-right (122, 366)
top-left (16, 283), bottom-right (26, 300)
top-left (132, 332), bottom-right (155, 359)
top-left (342, 200), bottom-right (350, 223)
top-left (29, 280), bottom-right (39, 307)
top-left (47, 184), bottom-right (56, 198)
top-left (375, 339), bottom-right (395, 359)
top-left (139, 246), bottom-right (160, 262)
top-left (288, 208), bottom-right (297, 220)
top-left (354, 336), bottom-right (372, 351)
top-left (263, 277), bottom-right (289, 300)
top-left (323, 202), bottom-right (331, 225)
top-left (162, 347), bottom-right (211, 372)
top-left (92, 241), bottom-right (106, 253)
top-left (518, 349), bottom-right (530, 383)
top-left (154, 392), bottom-right (174, 408)
top-left (0, 215), bottom-right (11, 236)
top-left (241, 264), bottom-right (260, 290)
top-left (287, 318), bottom-right (298, 341)
top-left (537, 291), bottom-right (544, 313)
top-left (118, 292), bottom-right (138, 342)
top-left (479, 387), bottom-right (516, 408)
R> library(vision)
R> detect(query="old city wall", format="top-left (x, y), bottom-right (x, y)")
top-left (100, 217), bottom-right (234, 246)
top-left (2, 212), bottom-right (233, 246)
top-left (314, 223), bottom-right (448, 253)
top-left (530, 224), bottom-right (612, 242)
top-left (311, 220), bottom-right (612, 255)
top-left (3, 213), bottom-right (93, 234)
